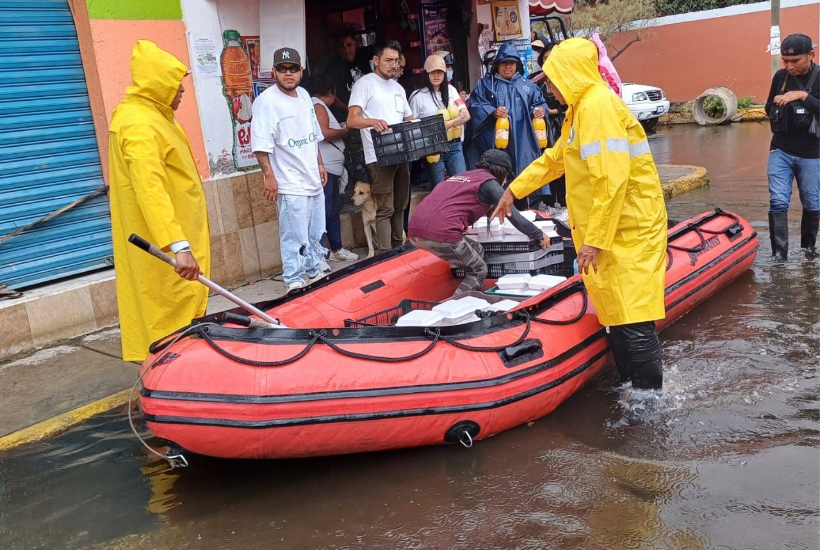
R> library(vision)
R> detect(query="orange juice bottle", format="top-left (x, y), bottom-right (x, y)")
top-left (495, 117), bottom-right (509, 149)
top-left (221, 30), bottom-right (253, 99)
top-left (533, 117), bottom-right (548, 149)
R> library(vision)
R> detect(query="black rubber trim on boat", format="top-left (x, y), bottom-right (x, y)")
top-left (666, 244), bottom-right (758, 312)
top-left (141, 347), bottom-right (611, 429)
top-left (665, 233), bottom-right (757, 295)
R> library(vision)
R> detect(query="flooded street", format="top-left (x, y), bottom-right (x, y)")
top-left (1, 122), bottom-right (818, 550)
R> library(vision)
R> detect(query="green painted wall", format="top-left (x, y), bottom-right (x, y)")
top-left (86, 0), bottom-right (182, 20)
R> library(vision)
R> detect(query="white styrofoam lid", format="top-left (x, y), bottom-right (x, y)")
top-left (496, 287), bottom-right (540, 296)
top-left (433, 296), bottom-right (490, 319)
top-left (395, 309), bottom-right (443, 327)
top-left (521, 210), bottom-right (537, 222)
top-left (534, 220), bottom-right (555, 229)
top-left (496, 273), bottom-right (532, 289)
top-left (528, 274), bottom-right (567, 290)
top-left (487, 299), bottom-right (521, 312)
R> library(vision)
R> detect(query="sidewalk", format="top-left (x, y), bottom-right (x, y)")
top-left (0, 163), bottom-right (709, 451)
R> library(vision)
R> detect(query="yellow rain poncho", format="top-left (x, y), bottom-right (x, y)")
top-left (509, 38), bottom-right (667, 326)
top-left (109, 40), bottom-right (210, 361)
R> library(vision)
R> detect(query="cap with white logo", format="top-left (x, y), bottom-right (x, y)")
top-left (273, 47), bottom-right (302, 68)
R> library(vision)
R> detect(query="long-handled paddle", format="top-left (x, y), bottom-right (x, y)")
top-left (128, 234), bottom-right (284, 328)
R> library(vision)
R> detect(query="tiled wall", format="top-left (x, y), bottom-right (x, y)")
top-left (203, 172), bottom-right (281, 288)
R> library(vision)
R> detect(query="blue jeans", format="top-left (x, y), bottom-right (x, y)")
top-left (424, 141), bottom-right (467, 187)
top-left (767, 149), bottom-right (820, 212)
top-left (277, 193), bottom-right (326, 285)
top-left (323, 173), bottom-right (343, 251)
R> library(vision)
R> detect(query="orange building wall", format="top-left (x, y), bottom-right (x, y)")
top-left (86, 20), bottom-right (210, 179)
top-left (611, 4), bottom-right (820, 103)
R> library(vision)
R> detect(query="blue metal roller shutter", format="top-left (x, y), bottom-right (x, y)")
top-left (0, 0), bottom-right (112, 290)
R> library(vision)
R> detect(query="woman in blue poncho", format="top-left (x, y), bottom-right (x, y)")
top-left (465, 42), bottom-right (547, 184)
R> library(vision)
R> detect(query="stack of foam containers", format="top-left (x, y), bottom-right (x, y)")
top-left (467, 215), bottom-right (563, 275)
top-left (433, 296), bottom-right (491, 325)
top-left (494, 273), bottom-right (567, 297)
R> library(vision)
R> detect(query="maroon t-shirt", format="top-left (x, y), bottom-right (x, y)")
top-left (408, 169), bottom-right (496, 243)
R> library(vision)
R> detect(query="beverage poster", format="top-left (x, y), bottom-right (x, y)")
top-left (491, 1), bottom-right (523, 41)
top-left (221, 30), bottom-right (258, 170)
top-left (242, 36), bottom-right (275, 82)
top-left (420, 3), bottom-right (451, 58)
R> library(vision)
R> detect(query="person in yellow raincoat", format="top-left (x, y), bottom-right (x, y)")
top-left (108, 40), bottom-right (210, 362)
top-left (493, 38), bottom-right (668, 389)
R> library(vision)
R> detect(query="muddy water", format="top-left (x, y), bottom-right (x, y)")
top-left (1, 123), bottom-right (818, 550)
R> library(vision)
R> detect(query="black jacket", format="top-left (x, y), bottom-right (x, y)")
top-left (765, 64), bottom-right (820, 159)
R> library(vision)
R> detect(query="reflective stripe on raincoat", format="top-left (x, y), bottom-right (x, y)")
top-left (509, 38), bottom-right (667, 326)
top-left (108, 40), bottom-right (210, 361)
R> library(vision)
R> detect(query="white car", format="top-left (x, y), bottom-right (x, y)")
top-left (621, 83), bottom-right (670, 130)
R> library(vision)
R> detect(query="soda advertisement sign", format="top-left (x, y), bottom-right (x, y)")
top-left (221, 29), bottom-right (258, 170)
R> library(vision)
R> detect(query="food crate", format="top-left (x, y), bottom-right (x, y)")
top-left (344, 299), bottom-right (439, 327)
top-left (480, 235), bottom-right (563, 254)
top-left (485, 246), bottom-right (564, 265)
top-left (452, 261), bottom-right (566, 279)
top-left (371, 115), bottom-right (449, 167)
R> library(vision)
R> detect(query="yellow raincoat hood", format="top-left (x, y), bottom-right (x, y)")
top-left (543, 38), bottom-right (601, 107)
top-left (126, 40), bottom-right (188, 110)
top-left (509, 37), bottom-right (668, 327)
top-left (108, 41), bottom-right (209, 362)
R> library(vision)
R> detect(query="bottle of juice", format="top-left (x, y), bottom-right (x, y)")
top-left (447, 104), bottom-right (462, 140)
top-left (533, 117), bottom-right (548, 149)
top-left (495, 116), bottom-right (509, 149)
top-left (221, 30), bottom-right (253, 100)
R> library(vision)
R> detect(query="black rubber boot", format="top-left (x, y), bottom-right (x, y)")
top-left (800, 209), bottom-right (819, 256)
top-left (616, 322), bottom-right (663, 390)
top-left (608, 327), bottom-right (632, 384)
top-left (769, 211), bottom-right (789, 262)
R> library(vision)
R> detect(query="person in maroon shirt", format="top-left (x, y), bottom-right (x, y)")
top-left (408, 150), bottom-right (550, 293)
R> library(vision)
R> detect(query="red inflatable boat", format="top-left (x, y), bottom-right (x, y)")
top-left (137, 209), bottom-right (757, 460)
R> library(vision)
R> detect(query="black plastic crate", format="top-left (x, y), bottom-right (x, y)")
top-left (344, 299), bottom-right (439, 327)
top-left (371, 115), bottom-right (449, 167)
top-left (480, 235), bottom-right (563, 254)
top-left (452, 261), bottom-right (566, 279)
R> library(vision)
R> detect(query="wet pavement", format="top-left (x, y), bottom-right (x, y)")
top-left (1, 122), bottom-right (818, 550)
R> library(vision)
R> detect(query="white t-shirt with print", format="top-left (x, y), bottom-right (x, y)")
top-left (251, 85), bottom-right (324, 196)
top-left (348, 72), bottom-right (413, 165)
top-left (408, 84), bottom-right (465, 119)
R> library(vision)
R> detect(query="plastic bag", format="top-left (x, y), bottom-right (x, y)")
top-left (590, 33), bottom-right (622, 96)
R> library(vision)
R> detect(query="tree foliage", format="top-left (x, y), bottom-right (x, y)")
top-left (653, 0), bottom-right (758, 17)
top-left (568, 0), bottom-right (657, 61)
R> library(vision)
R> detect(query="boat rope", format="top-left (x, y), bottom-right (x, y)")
top-left (314, 329), bottom-right (441, 362)
top-left (667, 226), bottom-right (708, 253)
top-left (198, 326), bottom-right (322, 366)
top-left (433, 313), bottom-right (531, 352)
top-left (527, 286), bottom-right (588, 326)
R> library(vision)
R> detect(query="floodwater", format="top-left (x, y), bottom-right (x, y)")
top-left (1, 122), bottom-right (818, 550)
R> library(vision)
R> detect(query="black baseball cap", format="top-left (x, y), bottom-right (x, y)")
top-left (480, 149), bottom-right (513, 172)
top-left (781, 34), bottom-right (817, 56)
top-left (273, 47), bottom-right (301, 67)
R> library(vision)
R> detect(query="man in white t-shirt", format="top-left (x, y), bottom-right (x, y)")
top-left (251, 47), bottom-right (328, 291)
top-left (347, 40), bottom-right (414, 254)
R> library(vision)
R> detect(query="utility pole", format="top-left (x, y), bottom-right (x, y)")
top-left (770, 0), bottom-right (781, 76)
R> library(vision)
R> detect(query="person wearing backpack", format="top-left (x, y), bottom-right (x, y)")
top-left (765, 33), bottom-right (820, 261)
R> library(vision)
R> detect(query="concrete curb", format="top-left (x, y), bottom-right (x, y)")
top-left (660, 165), bottom-right (710, 199)
top-left (660, 107), bottom-right (766, 126)
top-left (0, 389), bottom-right (131, 451)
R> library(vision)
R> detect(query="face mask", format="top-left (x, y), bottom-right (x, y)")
top-left (446, 69), bottom-right (454, 81)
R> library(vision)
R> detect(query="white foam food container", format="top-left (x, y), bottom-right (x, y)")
top-left (496, 287), bottom-right (542, 297)
top-left (487, 299), bottom-right (522, 312)
top-left (433, 296), bottom-right (490, 319)
top-left (521, 210), bottom-right (537, 222)
top-left (395, 309), bottom-right (444, 327)
top-left (534, 220), bottom-right (555, 231)
top-left (528, 274), bottom-right (567, 290)
top-left (496, 273), bottom-right (531, 289)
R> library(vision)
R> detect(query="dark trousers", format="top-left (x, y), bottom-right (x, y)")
top-left (609, 321), bottom-right (664, 389)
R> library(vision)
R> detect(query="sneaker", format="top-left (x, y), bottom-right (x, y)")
top-left (304, 270), bottom-right (325, 284)
top-left (320, 259), bottom-right (332, 272)
top-left (329, 248), bottom-right (359, 262)
top-left (287, 280), bottom-right (306, 291)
